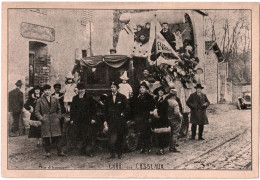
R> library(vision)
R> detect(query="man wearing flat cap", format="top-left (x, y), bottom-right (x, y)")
top-left (9, 80), bottom-right (24, 137)
top-left (186, 84), bottom-right (210, 140)
top-left (70, 82), bottom-right (97, 157)
top-left (104, 82), bottom-right (129, 159)
top-left (52, 83), bottom-right (66, 132)
top-left (35, 84), bottom-right (66, 158)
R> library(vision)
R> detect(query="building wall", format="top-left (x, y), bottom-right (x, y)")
top-left (8, 9), bottom-right (113, 92)
top-left (204, 51), bottom-right (218, 104)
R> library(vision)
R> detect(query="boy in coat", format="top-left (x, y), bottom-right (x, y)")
top-left (104, 82), bottom-right (129, 159)
top-left (9, 80), bottom-right (24, 137)
top-left (35, 84), bottom-right (66, 158)
top-left (70, 82), bottom-right (97, 157)
top-left (186, 84), bottom-right (210, 140)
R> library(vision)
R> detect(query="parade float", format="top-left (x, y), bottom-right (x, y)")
top-left (68, 10), bottom-right (205, 151)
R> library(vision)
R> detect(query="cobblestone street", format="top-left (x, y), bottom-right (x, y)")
top-left (7, 104), bottom-right (251, 170)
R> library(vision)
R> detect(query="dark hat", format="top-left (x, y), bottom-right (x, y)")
top-left (53, 83), bottom-right (61, 89)
top-left (139, 81), bottom-right (149, 90)
top-left (194, 84), bottom-right (204, 89)
top-left (77, 82), bottom-right (85, 90)
top-left (42, 84), bottom-right (51, 91)
top-left (110, 48), bottom-right (117, 53)
top-left (153, 86), bottom-right (166, 95)
top-left (33, 85), bottom-right (41, 91)
top-left (15, 80), bottom-right (23, 86)
top-left (100, 94), bottom-right (108, 102)
top-left (110, 81), bottom-right (119, 89)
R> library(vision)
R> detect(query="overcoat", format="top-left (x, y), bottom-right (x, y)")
top-left (105, 92), bottom-right (129, 133)
top-left (160, 30), bottom-right (176, 50)
top-left (24, 93), bottom-right (41, 138)
top-left (153, 97), bottom-right (169, 128)
top-left (186, 92), bottom-right (210, 125)
top-left (35, 96), bottom-right (62, 137)
top-left (133, 92), bottom-right (155, 130)
top-left (9, 88), bottom-right (24, 113)
top-left (70, 93), bottom-right (97, 136)
top-left (52, 92), bottom-right (66, 114)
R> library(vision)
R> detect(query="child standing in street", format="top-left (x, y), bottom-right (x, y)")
top-left (118, 71), bottom-right (133, 99)
top-left (64, 72), bottom-right (76, 114)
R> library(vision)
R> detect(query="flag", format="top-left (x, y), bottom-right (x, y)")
top-left (147, 18), bottom-right (181, 61)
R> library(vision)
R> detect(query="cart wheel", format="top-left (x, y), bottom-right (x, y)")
top-left (125, 133), bottom-right (139, 152)
top-left (66, 124), bottom-right (77, 152)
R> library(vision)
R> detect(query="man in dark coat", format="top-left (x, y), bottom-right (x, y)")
top-left (35, 84), bottom-right (66, 157)
top-left (9, 80), bottom-right (24, 137)
top-left (186, 84), bottom-right (210, 140)
top-left (70, 82), bottom-right (97, 157)
top-left (104, 82), bottom-right (129, 159)
top-left (52, 83), bottom-right (66, 132)
top-left (160, 23), bottom-right (176, 50)
top-left (133, 82), bottom-right (155, 154)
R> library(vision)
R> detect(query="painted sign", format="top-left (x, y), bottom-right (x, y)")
top-left (20, 22), bottom-right (55, 42)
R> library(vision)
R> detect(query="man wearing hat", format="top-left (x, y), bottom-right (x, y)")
top-left (132, 81), bottom-right (155, 154)
top-left (9, 80), bottom-right (24, 137)
top-left (70, 82), bottom-right (97, 157)
top-left (35, 84), bottom-right (66, 157)
top-left (52, 83), bottom-right (66, 132)
top-left (186, 84), bottom-right (210, 140)
top-left (104, 82), bottom-right (129, 159)
top-left (165, 88), bottom-right (183, 152)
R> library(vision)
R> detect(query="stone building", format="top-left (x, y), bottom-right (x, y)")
top-left (203, 41), bottom-right (226, 103)
top-left (8, 9), bottom-right (114, 92)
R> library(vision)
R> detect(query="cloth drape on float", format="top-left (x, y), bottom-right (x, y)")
top-left (78, 55), bottom-right (130, 68)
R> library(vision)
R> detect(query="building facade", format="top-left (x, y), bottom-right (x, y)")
top-left (8, 9), bottom-right (114, 92)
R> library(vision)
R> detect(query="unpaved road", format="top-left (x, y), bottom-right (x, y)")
top-left (8, 104), bottom-right (251, 170)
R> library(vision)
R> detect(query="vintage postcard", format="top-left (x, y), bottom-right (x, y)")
top-left (1, 2), bottom-right (259, 178)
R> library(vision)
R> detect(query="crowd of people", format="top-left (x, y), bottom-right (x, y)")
top-left (9, 68), bottom-right (210, 159)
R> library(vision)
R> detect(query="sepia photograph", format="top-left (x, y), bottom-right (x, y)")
top-left (1, 2), bottom-right (259, 178)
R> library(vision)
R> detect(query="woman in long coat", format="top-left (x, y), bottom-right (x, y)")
top-left (133, 82), bottom-right (155, 154)
top-left (186, 84), bottom-right (210, 140)
top-left (24, 86), bottom-right (42, 147)
top-left (152, 86), bottom-right (169, 155)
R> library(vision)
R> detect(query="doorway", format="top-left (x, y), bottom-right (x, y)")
top-left (29, 41), bottom-right (48, 87)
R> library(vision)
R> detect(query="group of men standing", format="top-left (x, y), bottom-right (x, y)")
top-left (9, 78), bottom-right (210, 159)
